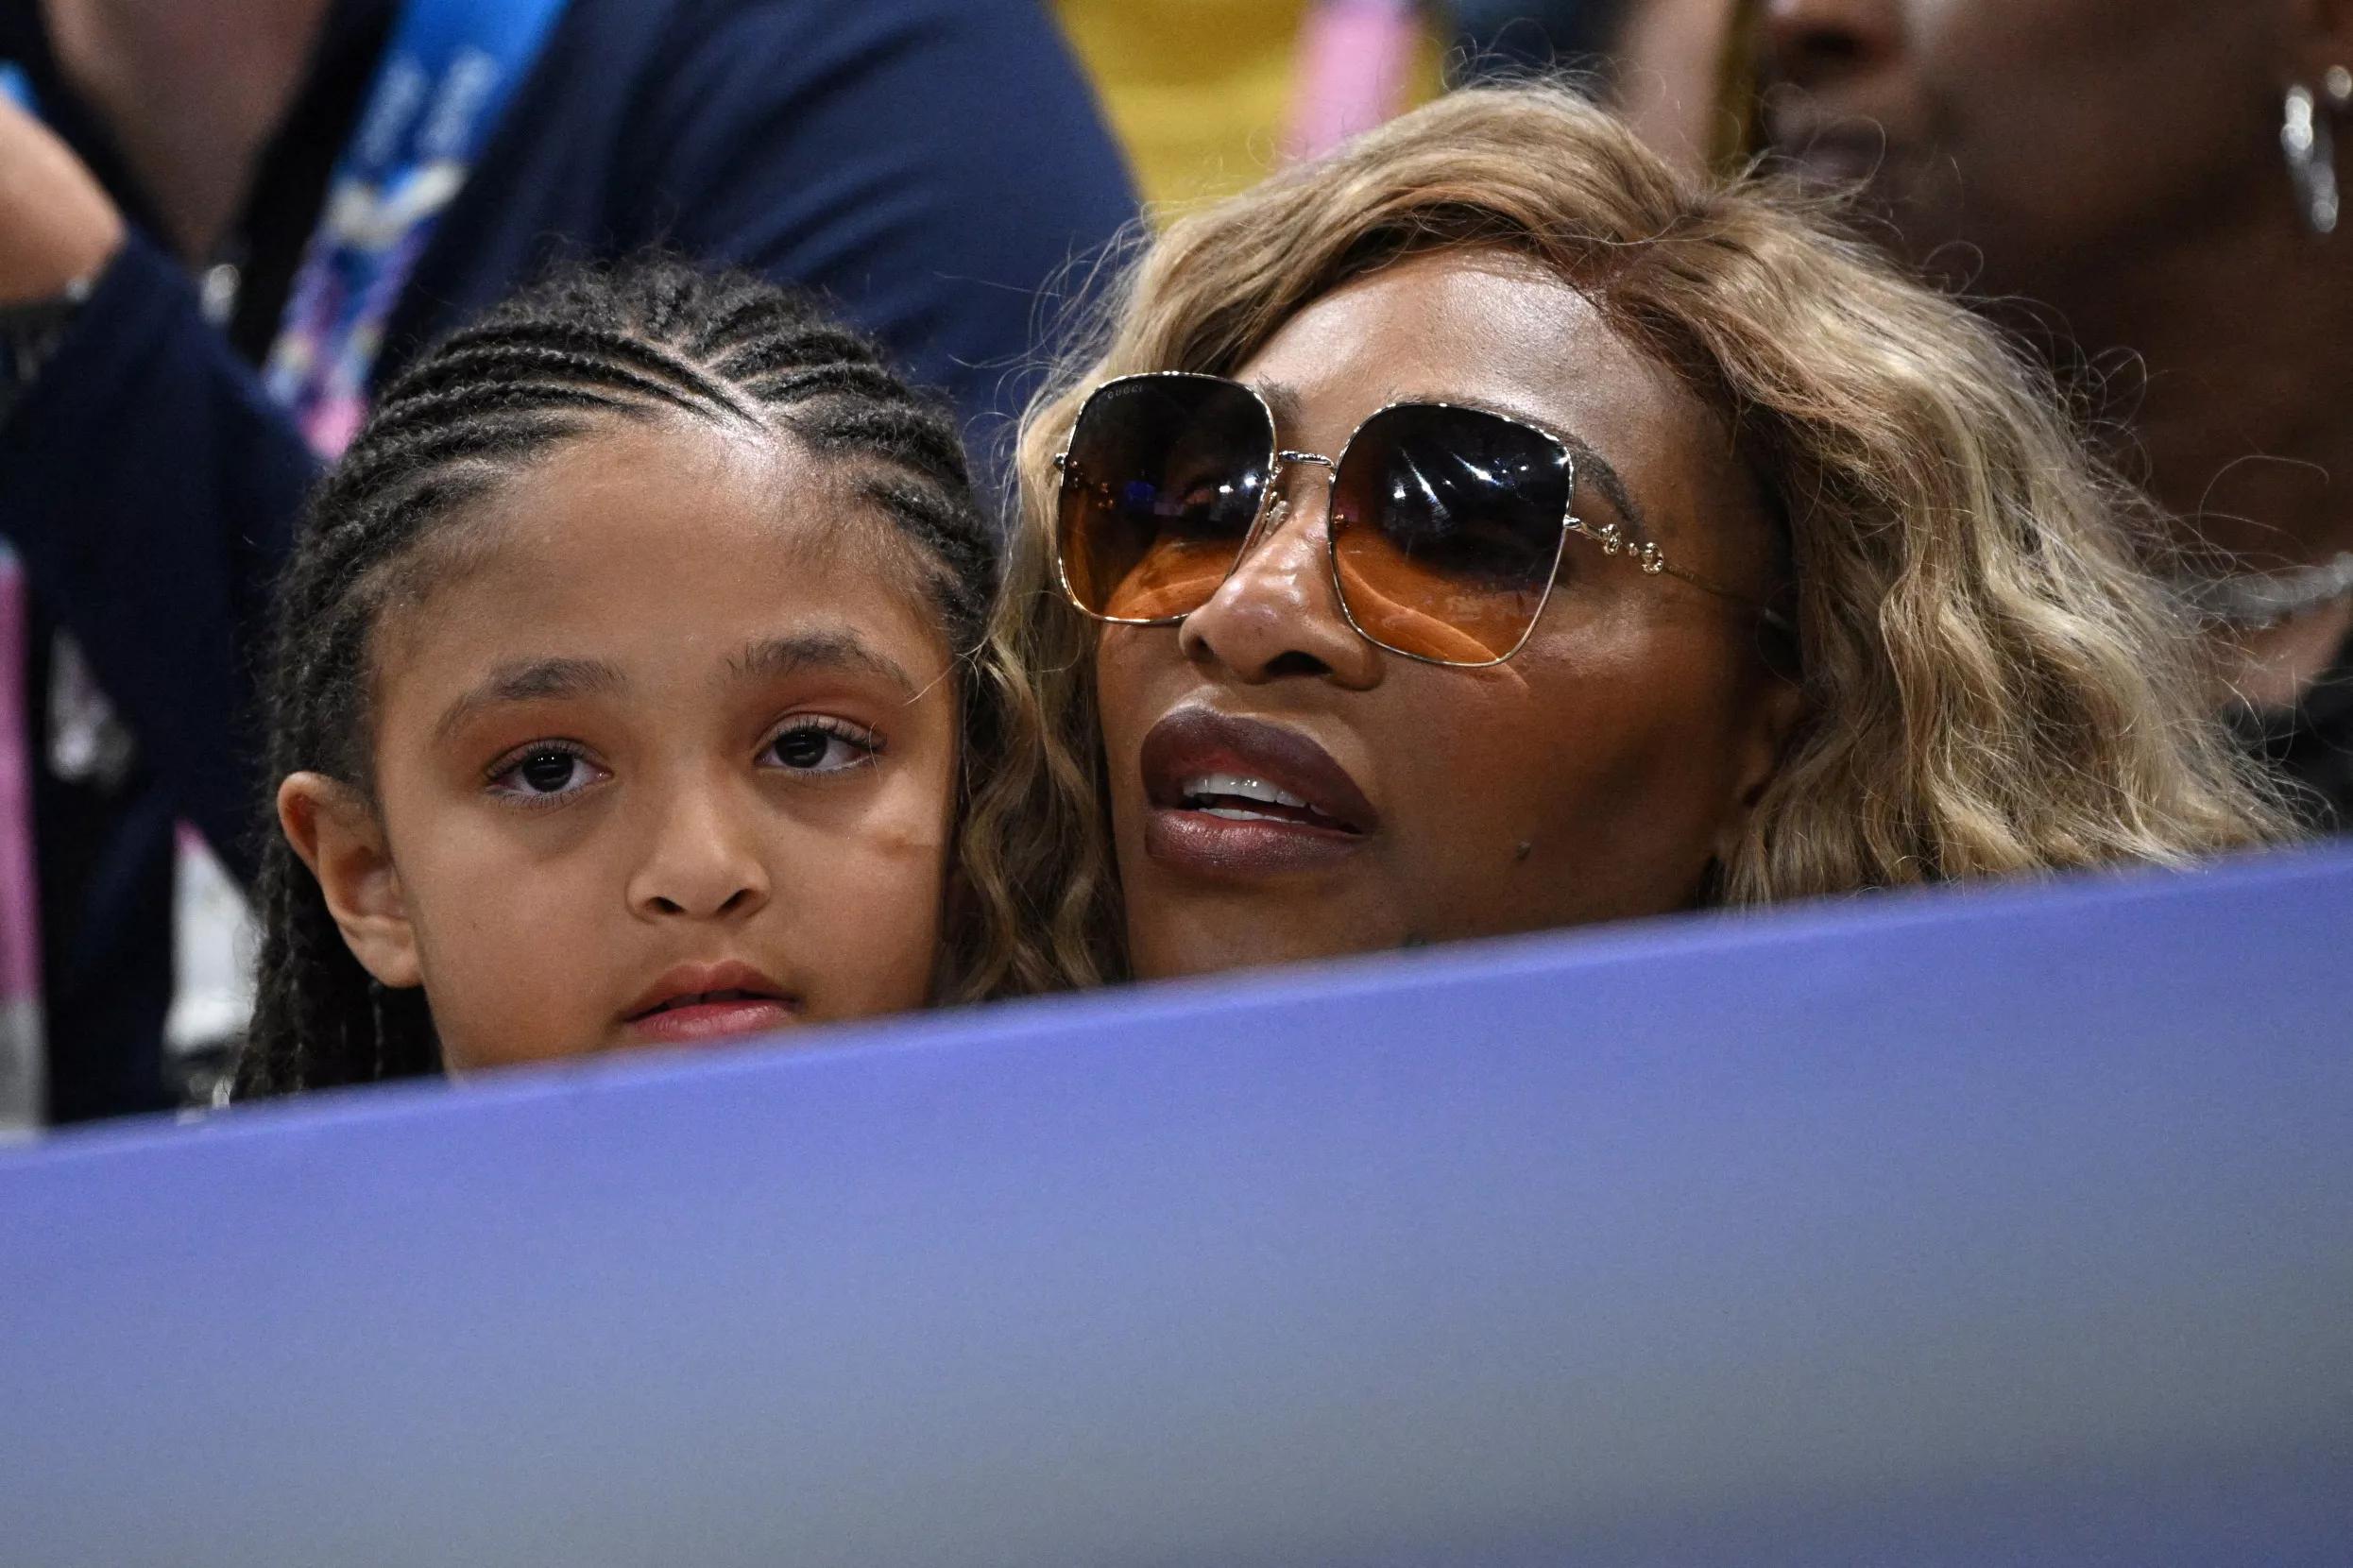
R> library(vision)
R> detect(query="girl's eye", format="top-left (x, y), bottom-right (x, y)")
top-left (761, 719), bottom-right (881, 775)
top-left (486, 744), bottom-right (606, 801)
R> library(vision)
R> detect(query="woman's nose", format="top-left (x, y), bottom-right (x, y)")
top-left (1175, 472), bottom-right (1384, 688)
top-left (626, 775), bottom-right (773, 921)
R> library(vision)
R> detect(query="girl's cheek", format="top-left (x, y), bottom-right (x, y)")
top-left (402, 842), bottom-right (608, 1062)
top-left (830, 879), bottom-right (944, 1014)
top-left (862, 813), bottom-right (952, 865)
top-left (849, 748), bottom-right (960, 862)
top-left (806, 804), bottom-right (951, 1016)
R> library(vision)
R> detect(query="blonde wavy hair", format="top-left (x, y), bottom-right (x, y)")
top-left (971, 84), bottom-right (2293, 986)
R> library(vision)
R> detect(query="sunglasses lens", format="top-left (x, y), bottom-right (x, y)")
top-left (1329, 404), bottom-right (1571, 664)
top-left (1057, 375), bottom-right (1275, 621)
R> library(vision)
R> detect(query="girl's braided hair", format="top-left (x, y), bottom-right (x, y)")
top-left (236, 255), bottom-right (1091, 1099)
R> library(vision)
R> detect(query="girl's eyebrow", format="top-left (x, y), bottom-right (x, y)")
top-left (727, 631), bottom-right (916, 695)
top-left (435, 656), bottom-right (624, 741)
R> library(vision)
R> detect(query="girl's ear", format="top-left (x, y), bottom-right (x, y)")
top-left (277, 772), bottom-right (423, 990)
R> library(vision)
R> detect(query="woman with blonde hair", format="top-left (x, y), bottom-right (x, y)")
top-left (985, 84), bottom-right (2292, 983)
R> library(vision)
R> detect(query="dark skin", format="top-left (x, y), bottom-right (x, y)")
top-left (1755, 0), bottom-right (2353, 707)
top-left (1093, 248), bottom-right (1800, 980)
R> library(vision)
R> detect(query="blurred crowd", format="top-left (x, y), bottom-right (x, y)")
top-left (1, 0), bottom-right (2345, 1127)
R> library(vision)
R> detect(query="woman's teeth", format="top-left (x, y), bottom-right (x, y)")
top-left (1182, 772), bottom-right (1312, 822)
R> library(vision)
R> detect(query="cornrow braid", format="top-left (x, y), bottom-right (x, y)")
top-left (235, 254), bottom-right (1008, 1099)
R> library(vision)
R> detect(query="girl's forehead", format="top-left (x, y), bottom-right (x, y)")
top-left (426, 418), bottom-right (931, 595)
top-left (481, 416), bottom-right (847, 548)
top-left (370, 418), bottom-right (953, 697)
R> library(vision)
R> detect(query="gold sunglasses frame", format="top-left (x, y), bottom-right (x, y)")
top-left (1051, 370), bottom-right (1753, 670)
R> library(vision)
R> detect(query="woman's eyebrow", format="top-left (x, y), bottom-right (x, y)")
top-left (727, 631), bottom-right (916, 695)
top-left (1552, 433), bottom-right (1651, 540)
top-left (435, 656), bottom-right (624, 741)
top-left (1251, 379), bottom-right (1309, 436)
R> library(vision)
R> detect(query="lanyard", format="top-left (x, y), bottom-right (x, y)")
top-left (264, 0), bottom-right (571, 458)
top-left (8, 0), bottom-right (570, 452)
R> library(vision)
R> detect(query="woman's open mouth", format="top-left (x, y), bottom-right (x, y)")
top-left (1177, 771), bottom-right (1356, 830)
top-left (1139, 707), bottom-right (1376, 878)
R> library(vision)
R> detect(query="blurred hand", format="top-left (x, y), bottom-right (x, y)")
top-left (0, 94), bottom-right (124, 304)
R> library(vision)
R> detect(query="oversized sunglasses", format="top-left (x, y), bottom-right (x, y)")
top-left (1053, 371), bottom-right (1765, 668)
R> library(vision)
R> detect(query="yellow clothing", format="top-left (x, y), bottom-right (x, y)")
top-left (1054, 0), bottom-right (1443, 214)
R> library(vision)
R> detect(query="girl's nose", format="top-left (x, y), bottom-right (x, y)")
top-left (626, 778), bottom-right (772, 921)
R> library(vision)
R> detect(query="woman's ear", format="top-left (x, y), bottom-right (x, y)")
top-left (277, 772), bottom-right (422, 990)
top-left (1714, 669), bottom-right (1807, 862)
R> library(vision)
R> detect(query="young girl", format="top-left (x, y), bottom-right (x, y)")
top-left (235, 258), bottom-right (1085, 1096)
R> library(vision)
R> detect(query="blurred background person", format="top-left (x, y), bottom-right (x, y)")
top-left (1448, 0), bottom-right (1628, 76)
top-left (1607, 0), bottom-right (1744, 168)
top-left (1053, 0), bottom-right (1627, 213)
top-left (0, 0), bottom-right (1133, 1126)
top-left (1055, 0), bottom-right (1442, 211)
top-left (1743, 1), bottom-right (2353, 827)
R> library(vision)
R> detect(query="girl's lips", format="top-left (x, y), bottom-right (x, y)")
top-left (621, 959), bottom-right (798, 1045)
top-left (623, 996), bottom-right (797, 1046)
top-left (1136, 707), bottom-right (1377, 879)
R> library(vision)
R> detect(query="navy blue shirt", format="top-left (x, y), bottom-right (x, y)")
top-left (0, 0), bottom-right (1135, 1119)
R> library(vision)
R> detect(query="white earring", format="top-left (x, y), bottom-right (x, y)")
top-left (2284, 79), bottom-right (2343, 235)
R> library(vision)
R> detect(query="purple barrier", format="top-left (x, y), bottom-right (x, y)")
top-left (2, 846), bottom-right (2349, 1566)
